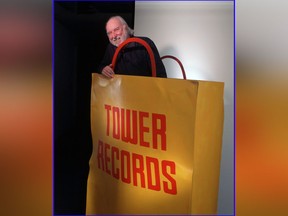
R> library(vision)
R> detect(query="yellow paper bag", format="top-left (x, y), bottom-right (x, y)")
top-left (86, 73), bottom-right (224, 214)
top-left (87, 37), bottom-right (224, 214)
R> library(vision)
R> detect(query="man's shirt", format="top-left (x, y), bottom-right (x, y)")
top-left (98, 36), bottom-right (167, 78)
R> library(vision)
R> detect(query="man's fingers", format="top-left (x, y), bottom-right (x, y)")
top-left (102, 66), bottom-right (114, 78)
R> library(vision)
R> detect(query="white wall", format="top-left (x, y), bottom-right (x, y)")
top-left (134, 1), bottom-right (234, 214)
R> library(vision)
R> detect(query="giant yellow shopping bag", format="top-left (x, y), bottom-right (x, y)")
top-left (86, 38), bottom-right (224, 214)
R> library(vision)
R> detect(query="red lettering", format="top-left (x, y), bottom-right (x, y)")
top-left (120, 150), bottom-right (131, 184)
top-left (146, 156), bottom-right (161, 191)
top-left (132, 153), bottom-right (145, 188)
top-left (121, 109), bottom-right (138, 144)
top-left (139, 111), bottom-right (150, 148)
top-left (104, 104), bottom-right (111, 136)
top-left (111, 146), bottom-right (119, 179)
top-left (97, 141), bottom-right (177, 195)
top-left (152, 113), bottom-right (167, 151)
top-left (104, 105), bottom-right (168, 151)
top-left (112, 106), bottom-right (120, 139)
top-left (104, 143), bottom-right (111, 175)
top-left (162, 160), bottom-right (177, 195)
top-left (97, 140), bottom-right (104, 170)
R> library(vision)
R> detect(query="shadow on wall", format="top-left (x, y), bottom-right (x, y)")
top-left (160, 46), bottom-right (185, 79)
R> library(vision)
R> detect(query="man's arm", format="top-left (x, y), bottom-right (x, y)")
top-left (97, 44), bottom-right (115, 76)
top-left (144, 37), bottom-right (167, 78)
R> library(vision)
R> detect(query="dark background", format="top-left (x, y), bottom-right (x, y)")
top-left (53, 1), bottom-right (135, 214)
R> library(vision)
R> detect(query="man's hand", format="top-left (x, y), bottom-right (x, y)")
top-left (101, 64), bottom-right (115, 78)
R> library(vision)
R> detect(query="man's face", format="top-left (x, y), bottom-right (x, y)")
top-left (106, 18), bottom-right (129, 47)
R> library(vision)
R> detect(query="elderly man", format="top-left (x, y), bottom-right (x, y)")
top-left (99, 16), bottom-right (167, 78)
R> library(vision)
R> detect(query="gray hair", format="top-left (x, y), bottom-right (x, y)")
top-left (106, 15), bottom-right (134, 36)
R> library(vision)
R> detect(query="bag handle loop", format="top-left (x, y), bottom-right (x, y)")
top-left (111, 37), bottom-right (157, 77)
top-left (161, 55), bottom-right (187, 80)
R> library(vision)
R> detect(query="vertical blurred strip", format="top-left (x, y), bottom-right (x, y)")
top-left (0, 1), bottom-right (52, 215)
top-left (237, 0), bottom-right (288, 215)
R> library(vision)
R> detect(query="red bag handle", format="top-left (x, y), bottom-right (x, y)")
top-left (111, 37), bottom-right (157, 77)
top-left (161, 55), bottom-right (187, 80)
